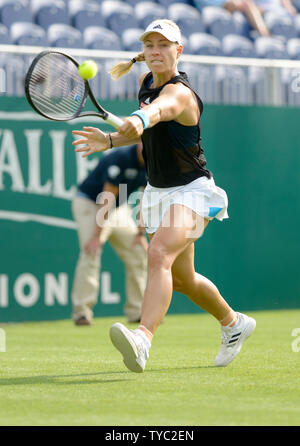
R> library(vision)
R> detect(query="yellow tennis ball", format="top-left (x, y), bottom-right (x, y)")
top-left (78, 60), bottom-right (98, 80)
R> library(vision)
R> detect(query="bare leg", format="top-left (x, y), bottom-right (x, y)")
top-left (139, 205), bottom-right (234, 338)
top-left (171, 243), bottom-right (232, 320)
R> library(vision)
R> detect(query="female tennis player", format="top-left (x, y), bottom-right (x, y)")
top-left (72, 19), bottom-right (256, 372)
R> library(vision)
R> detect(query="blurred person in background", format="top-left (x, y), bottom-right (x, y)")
top-left (194, 0), bottom-right (297, 36)
top-left (71, 143), bottom-right (147, 326)
top-left (253, 0), bottom-right (298, 16)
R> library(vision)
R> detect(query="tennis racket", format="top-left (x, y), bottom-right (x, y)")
top-left (24, 50), bottom-right (123, 129)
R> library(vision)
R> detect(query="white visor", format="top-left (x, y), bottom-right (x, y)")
top-left (139, 21), bottom-right (182, 45)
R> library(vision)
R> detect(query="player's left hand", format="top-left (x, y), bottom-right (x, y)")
top-left (72, 127), bottom-right (110, 157)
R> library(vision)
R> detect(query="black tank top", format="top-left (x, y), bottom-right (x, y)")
top-left (138, 71), bottom-right (211, 188)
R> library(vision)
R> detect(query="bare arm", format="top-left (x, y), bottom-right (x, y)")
top-left (148, 83), bottom-right (199, 124)
top-left (118, 83), bottom-right (199, 140)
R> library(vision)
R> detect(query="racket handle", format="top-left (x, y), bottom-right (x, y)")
top-left (105, 112), bottom-right (124, 129)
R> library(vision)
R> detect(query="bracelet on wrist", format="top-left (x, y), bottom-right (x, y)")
top-left (108, 133), bottom-right (113, 148)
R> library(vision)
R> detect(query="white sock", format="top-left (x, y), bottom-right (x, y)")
top-left (135, 329), bottom-right (151, 349)
top-left (223, 313), bottom-right (241, 329)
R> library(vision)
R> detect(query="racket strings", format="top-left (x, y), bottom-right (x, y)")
top-left (28, 53), bottom-right (86, 120)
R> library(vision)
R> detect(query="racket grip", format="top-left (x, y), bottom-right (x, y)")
top-left (105, 112), bottom-right (124, 129)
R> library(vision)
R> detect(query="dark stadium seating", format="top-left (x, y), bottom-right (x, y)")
top-left (222, 34), bottom-right (257, 58)
top-left (179, 61), bottom-right (223, 103)
top-left (101, 1), bottom-right (139, 37)
top-left (71, 4), bottom-right (106, 33)
top-left (0, 0), bottom-right (32, 28)
top-left (47, 24), bottom-right (84, 49)
top-left (264, 12), bottom-right (298, 40)
top-left (124, 0), bottom-right (142, 6)
top-left (168, 3), bottom-right (204, 37)
top-left (189, 32), bottom-right (223, 56)
top-left (122, 28), bottom-right (144, 51)
top-left (181, 35), bottom-right (192, 54)
top-left (294, 14), bottom-right (300, 37)
top-left (202, 6), bottom-right (240, 40)
top-left (0, 0), bottom-right (299, 104)
top-left (254, 36), bottom-right (289, 59)
top-left (0, 22), bottom-right (11, 44)
top-left (158, 0), bottom-right (191, 6)
top-left (83, 25), bottom-right (122, 50)
top-left (35, 1), bottom-right (70, 30)
top-left (134, 2), bottom-right (167, 29)
top-left (286, 37), bottom-right (300, 59)
top-left (0, 0), bottom-right (298, 62)
top-left (216, 65), bottom-right (252, 104)
top-left (11, 22), bottom-right (48, 46)
top-left (232, 11), bottom-right (252, 38)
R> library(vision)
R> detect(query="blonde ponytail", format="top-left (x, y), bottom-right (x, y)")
top-left (109, 52), bottom-right (145, 80)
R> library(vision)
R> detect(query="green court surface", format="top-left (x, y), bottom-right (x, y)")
top-left (0, 309), bottom-right (299, 426)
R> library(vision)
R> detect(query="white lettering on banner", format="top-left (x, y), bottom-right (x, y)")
top-left (50, 131), bottom-right (76, 199)
top-left (0, 275), bottom-right (8, 307)
top-left (101, 272), bottom-right (121, 304)
top-left (0, 129), bottom-right (98, 202)
top-left (14, 273), bottom-right (40, 307)
top-left (0, 272), bottom-right (120, 307)
top-left (44, 273), bottom-right (68, 306)
top-left (25, 129), bottom-right (52, 195)
top-left (0, 129), bottom-right (25, 192)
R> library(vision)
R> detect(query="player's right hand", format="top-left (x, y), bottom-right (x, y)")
top-left (72, 127), bottom-right (110, 157)
top-left (118, 116), bottom-right (144, 139)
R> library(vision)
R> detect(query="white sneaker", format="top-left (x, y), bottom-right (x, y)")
top-left (214, 312), bottom-right (256, 367)
top-left (109, 323), bottom-right (151, 373)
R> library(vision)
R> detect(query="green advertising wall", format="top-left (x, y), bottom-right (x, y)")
top-left (0, 97), bottom-right (299, 322)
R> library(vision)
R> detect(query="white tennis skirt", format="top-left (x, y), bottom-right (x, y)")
top-left (142, 176), bottom-right (229, 234)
